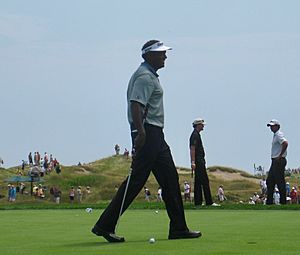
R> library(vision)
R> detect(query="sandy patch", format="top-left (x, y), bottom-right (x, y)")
top-left (209, 169), bottom-right (259, 183)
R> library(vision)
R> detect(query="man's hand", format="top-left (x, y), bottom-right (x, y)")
top-left (191, 163), bottom-right (196, 171)
top-left (134, 130), bottom-right (146, 152)
top-left (274, 155), bottom-right (283, 161)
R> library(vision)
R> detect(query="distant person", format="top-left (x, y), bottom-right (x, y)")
top-left (266, 119), bottom-right (288, 205)
top-left (248, 197), bottom-right (255, 205)
top-left (32, 185), bottom-right (38, 197)
top-left (286, 182), bottom-right (291, 197)
top-left (20, 183), bottom-right (26, 194)
top-left (252, 192), bottom-right (260, 204)
top-left (189, 118), bottom-right (215, 206)
top-left (77, 186), bottom-right (82, 203)
top-left (157, 187), bottom-right (163, 202)
top-left (33, 152), bottom-right (37, 165)
top-left (21, 160), bottom-right (26, 170)
top-left (123, 148), bottom-right (129, 159)
top-left (217, 185), bottom-right (226, 202)
top-left (183, 181), bottom-right (191, 202)
top-left (28, 152), bottom-right (33, 165)
top-left (10, 185), bottom-right (17, 202)
top-left (297, 186), bottom-right (300, 204)
top-left (53, 187), bottom-right (61, 204)
top-left (37, 184), bottom-right (45, 199)
top-left (37, 152), bottom-right (41, 166)
top-left (7, 184), bottom-right (12, 201)
top-left (290, 187), bottom-right (297, 204)
top-left (43, 152), bottom-right (49, 171)
top-left (86, 186), bottom-right (91, 194)
top-left (84, 186), bottom-right (91, 200)
top-left (273, 188), bottom-right (280, 205)
top-left (114, 144), bottom-right (120, 155)
top-left (55, 162), bottom-right (61, 174)
top-left (92, 39), bottom-right (200, 243)
top-left (40, 166), bottom-right (46, 177)
top-left (144, 186), bottom-right (151, 202)
top-left (260, 178), bottom-right (267, 195)
top-left (69, 186), bottom-right (75, 203)
top-left (0, 157), bottom-right (3, 166)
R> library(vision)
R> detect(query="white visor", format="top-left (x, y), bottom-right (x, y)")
top-left (142, 41), bottom-right (172, 55)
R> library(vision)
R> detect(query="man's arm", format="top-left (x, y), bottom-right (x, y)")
top-left (278, 140), bottom-right (288, 159)
top-left (190, 145), bottom-right (196, 172)
top-left (131, 101), bottom-right (146, 152)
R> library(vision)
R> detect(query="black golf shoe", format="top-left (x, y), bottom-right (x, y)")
top-left (168, 230), bottom-right (202, 240)
top-left (91, 225), bottom-right (125, 243)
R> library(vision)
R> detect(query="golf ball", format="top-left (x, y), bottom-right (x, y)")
top-left (155, 210), bottom-right (158, 214)
top-left (85, 208), bottom-right (93, 213)
top-left (149, 237), bottom-right (155, 243)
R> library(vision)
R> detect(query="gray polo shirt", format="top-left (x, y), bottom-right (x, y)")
top-left (127, 62), bottom-right (164, 128)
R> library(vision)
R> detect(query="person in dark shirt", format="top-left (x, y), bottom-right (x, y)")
top-left (189, 118), bottom-right (214, 206)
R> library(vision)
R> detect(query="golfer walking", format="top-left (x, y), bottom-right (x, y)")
top-left (189, 118), bottom-right (214, 206)
top-left (266, 119), bottom-right (288, 205)
top-left (92, 40), bottom-right (201, 242)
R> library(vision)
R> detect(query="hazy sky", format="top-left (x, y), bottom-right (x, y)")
top-left (1, 1), bottom-right (300, 173)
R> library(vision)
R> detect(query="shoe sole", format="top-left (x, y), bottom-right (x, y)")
top-left (91, 227), bottom-right (125, 243)
top-left (168, 232), bottom-right (202, 240)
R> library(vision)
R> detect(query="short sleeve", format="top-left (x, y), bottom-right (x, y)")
top-left (129, 74), bottom-right (154, 106)
top-left (276, 132), bottom-right (287, 145)
top-left (189, 132), bottom-right (198, 147)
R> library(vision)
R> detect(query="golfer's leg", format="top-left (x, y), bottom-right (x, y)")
top-left (95, 157), bottom-right (152, 232)
top-left (200, 168), bottom-right (213, 205)
top-left (194, 169), bottom-right (201, 206)
top-left (266, 162), bottom-right (275, 204)
top-left (274, 158), bottom-right (287, 204)
top-left (152, 145), bottom-right (188, 233)
top-left (95, 125), bottom-right (159, 232)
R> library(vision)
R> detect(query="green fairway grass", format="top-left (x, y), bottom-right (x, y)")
top-left (0, 209), bottom-right (299, 255)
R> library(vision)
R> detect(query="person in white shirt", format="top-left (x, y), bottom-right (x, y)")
top-left (217, 185), bottom-right (225, 202)
top-left (252, 192), bottom-right (260, 204)
top-left (183, 181), bottom-right (191, 202)
top-left (273, 188), bottom-right (280, 205)
top-left (260, 178), bottom-right (267, 195)
top-left (266, 119), bottom-right (288, 205)
top-left (157, 187), bottom-right (163, 202)
top-left (248, 197), bottom-right (255, 205)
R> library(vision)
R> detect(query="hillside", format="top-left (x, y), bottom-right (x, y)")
top-left (0, 156), bottom-right (299, 205)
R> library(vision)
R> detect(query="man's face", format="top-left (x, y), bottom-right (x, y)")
top-left (147, 51), bottom-right (167, 70)
top-left (197, 123), bottom-right (204, 132)
top-left (270, 125), bottom-right (279, 133)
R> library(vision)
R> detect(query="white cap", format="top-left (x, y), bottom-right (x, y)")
top-left (267, 119), bottom-right (280, 127)
top-left (193, 118), bottom-right (206, 126)
top-left (142, 41), bottom-right (172, 55)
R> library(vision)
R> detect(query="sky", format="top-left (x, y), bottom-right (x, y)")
top-left (1, 0), bottom-right (300, 174)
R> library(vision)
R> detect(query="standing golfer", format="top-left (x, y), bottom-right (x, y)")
top-left (266, 119), bottom-right (288, 205)
top-left (92, 40), bottom-right (201, 242)
top-left (189, 118), bottom-right (214, 206)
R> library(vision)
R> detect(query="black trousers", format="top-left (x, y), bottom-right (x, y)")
top-left (95, 124), bottom-right (188, 233)
top-left (194, 163), bottom-right (213, 206)
top-left (266, 158), bottom-right (287, 205)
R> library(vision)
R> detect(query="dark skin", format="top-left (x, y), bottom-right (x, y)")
top-left (269, 125), bottom-right (288, 160)
top-left (131, 51), bottom-right (167, 152)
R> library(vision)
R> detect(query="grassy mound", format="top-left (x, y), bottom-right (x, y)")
top-left (0, 155), bottom-right (299, 206)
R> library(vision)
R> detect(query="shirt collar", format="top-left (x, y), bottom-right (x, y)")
top-left (274, 130), bottom-right (280, 135)
top-left (142, 61), bottom-right (159, 77)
